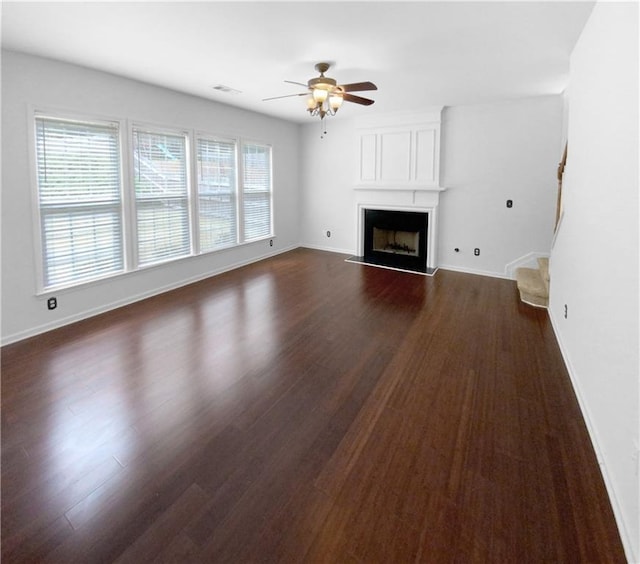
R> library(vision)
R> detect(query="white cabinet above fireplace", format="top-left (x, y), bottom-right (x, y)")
top-left (355, 108), bottom-right (443, 191)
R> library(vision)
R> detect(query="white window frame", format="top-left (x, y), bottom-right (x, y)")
top-left (129, 122), bottom-right (194, 268)
top-left (29, 108), bottom-right (275, 294)
top-left (193, 133), bottom-right (239, 254)
top-left (239, 139), bottom-right (274, 243)
top-left (29, 108), bottom-right (128, 294)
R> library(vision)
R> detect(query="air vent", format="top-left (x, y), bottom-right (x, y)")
top-left (212, 84), bottom-right (242, 95)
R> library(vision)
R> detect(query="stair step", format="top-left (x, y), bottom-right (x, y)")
top-left (516, 265), bottom-right (549, 308)
top-left (537, 257), bottom-right (550, 294)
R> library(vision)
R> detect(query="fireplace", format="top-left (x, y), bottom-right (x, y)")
top-left (373, 227), bottom-right (419, 256)
top-left (347, 195), bottom-right (441, 276)
top-left (362, 209), bottom-right (428, 273)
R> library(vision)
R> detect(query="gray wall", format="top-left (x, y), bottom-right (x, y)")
top-left (1, 51), bottom-right (301, 343)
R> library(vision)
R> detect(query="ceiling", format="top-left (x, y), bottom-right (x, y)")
top-left (1, 1), bottom-right (595, 124)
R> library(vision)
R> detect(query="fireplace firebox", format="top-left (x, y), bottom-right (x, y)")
top-left (363, 209), bottom-right (428, 273)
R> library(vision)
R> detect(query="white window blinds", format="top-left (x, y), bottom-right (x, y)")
top-left (242, 143), bottom-right (272, 241)
top-left (33, 112), bottom-right (275, 291)
top-left (196, 137), bottom-right (237, 251)
top-left (133, 128), bottom-right (191, 266)
top-left (35, 116), bottom-right (124, 289)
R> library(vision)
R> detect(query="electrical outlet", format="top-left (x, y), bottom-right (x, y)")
top-left (564, 304), bottom-right (568, 319)
top-left (47, 297), bottom-right (57, 310)
top-left (326, 230), bottom-right (331, 238)
top-left (474, 248), bottom-right (480, 256)
top-left (269, 239), bottom-right (273, 247)
top-left (506, 199), bottom-right (513, 208)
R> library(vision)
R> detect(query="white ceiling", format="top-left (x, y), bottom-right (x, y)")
top-left (1, 1), bottom-right (595, 123)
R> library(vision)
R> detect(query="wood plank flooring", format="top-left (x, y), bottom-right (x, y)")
top-left (1, 248), bottom-right (626, 562)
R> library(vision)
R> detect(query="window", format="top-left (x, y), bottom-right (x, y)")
top-left (33, 112), bottom-right (274, 291)
top-left (242, 143), bottom-right (272, 241)
top-left (35, 116), bottom-right (124, 289)
top-left (196, 137), bottom-right (237, 251)
top-left (132, 128), bottom-right (191, 266)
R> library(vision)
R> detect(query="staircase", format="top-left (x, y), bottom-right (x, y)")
top-left (516, 257), bottom-right (549, 308)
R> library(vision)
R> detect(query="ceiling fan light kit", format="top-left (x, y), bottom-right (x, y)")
top-left (264, 62), bottom-right (377, 138)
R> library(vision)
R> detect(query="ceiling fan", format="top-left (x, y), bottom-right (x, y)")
top-left (263, 62), bottom-right (377, 120)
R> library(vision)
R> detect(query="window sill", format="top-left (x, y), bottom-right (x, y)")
top-left (37, 235), bottom-right (277, 297)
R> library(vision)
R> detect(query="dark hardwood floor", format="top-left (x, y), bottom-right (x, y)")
top-left (1, 248), bottom-right (626, 562)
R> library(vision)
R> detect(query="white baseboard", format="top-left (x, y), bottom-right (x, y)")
top-left (300, 243), bottom-right (355, 256)
top-left (548, 308), bottom-right (636, 564)
top-left (298, 249), bottom-right (514, 282)
top-left (1, 245), bottom-right (298, 346)
top-left (438, 264), bottom-right (512, 280)
top-left (504, 251), bottom-right (550, 280)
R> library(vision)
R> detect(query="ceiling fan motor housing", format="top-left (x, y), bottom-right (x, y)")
top-left (309, 62), bottom-right (337, 91)
top-left (308, 76), bottom-right (337, 91)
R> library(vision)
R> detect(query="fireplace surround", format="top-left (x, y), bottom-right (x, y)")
top-left (348, 201), bottom-right (440, 276)
top-left (349, 108), bottom-right (444, 275)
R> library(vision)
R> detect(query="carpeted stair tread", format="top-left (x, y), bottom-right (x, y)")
top-left (516, 259), bottom-right (549, 308)
top-left (537, 257), bottom-right (550, 294)
top-left (517, 268), bottom-right (547, 297)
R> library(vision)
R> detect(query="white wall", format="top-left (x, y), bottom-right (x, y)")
top-left (1, 51), bottom-right (301, 344)
top-left (299, 96), bottom-right (563, 279)
top-left (299, 118), bottom-right (359, 255)
top-left (549, 3), bottom-right (639, 561)
top-left (438, 96), bottom-right (563, 277)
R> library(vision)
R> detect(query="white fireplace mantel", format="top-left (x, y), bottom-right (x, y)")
top-left (353, 185), bottom-right (444, 210)
top-left (353, 185), bottom-right (447, 192)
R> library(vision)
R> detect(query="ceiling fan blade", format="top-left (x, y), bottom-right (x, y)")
top-left (284, 80), bottom-right (309, 88)
top-left (262, 92), bottom-right (308, 101)
top-left (342, 92), bottom-right (375, 106)
top-left (339, 81), bottom-right (377, 92)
